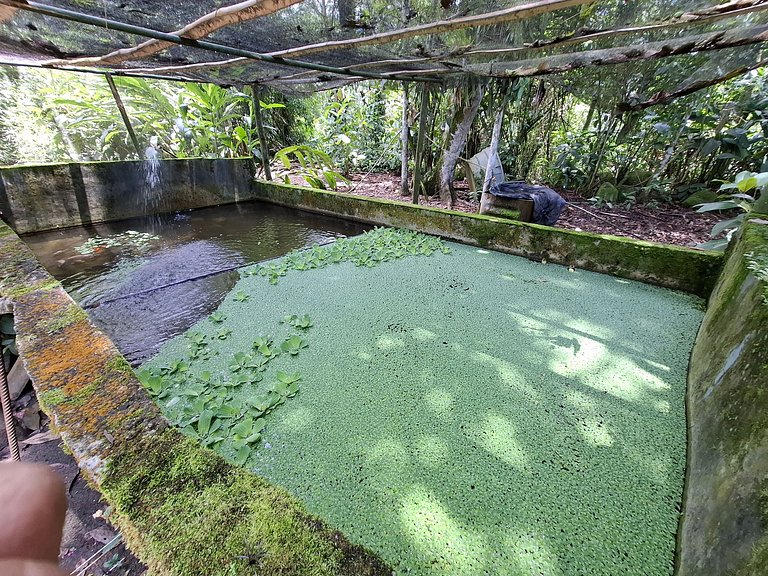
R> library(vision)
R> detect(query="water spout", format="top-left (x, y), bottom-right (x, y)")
top-left (141, 136), bottom-right (162, 214)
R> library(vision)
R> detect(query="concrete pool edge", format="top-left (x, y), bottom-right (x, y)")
top-left (0, 221), bottom-right (391, 576)
top-left (678, 214), bottom-right (768, 575)
top-left (251, 180), bottom-right (722, 298)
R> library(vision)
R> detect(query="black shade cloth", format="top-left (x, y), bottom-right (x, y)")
top-left (490, 182), bottom-right (566, 226)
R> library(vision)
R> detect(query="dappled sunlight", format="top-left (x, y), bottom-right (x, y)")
top-left (468, 413), bottom-right (529, 471)
top-left (549, 337), bottom-right (607, 378)
top-left (424, 388), bottom-right (454, 414)
top-left (565, 389), bottom-right (614, 447)
top-left (280, 405), bottom-right (316, 432)
top-left (473, 351), bottom-right (540, 399)
top-left (504, 529), bottom-right (561, 575)
top-left (376, 334), bottom-right (405, 350)
top-left (412, 327), bottom-right (437, 341)
top-left (399, 485), bottom-right (490, 574)
top-left (413, 434), bottom-right (449, 468)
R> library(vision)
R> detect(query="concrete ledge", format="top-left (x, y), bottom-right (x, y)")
top-left (0, 220), bottom-right (389, 576)
top-left (679, 215), bottom-right (768, 576)
top-left (0, 158), bottom-right (256, 234)
top-left (252, 181), bottom-right (723, 298)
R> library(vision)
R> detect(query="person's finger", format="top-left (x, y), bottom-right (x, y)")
top-left (0, 462), bottom-right (67, 562)
top-left (0, 558), bottom-right (69, 576)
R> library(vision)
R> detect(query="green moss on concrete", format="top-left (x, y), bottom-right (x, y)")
top-left (37, 388), bottom-right (67, 408)
top-left (39, 381), bottom-right (101, 409)
top-left (101, 429), bottom-right (389, 576)
top-left (105, 355), bottom-right (134, 376)
top-left (679, 216), bottom-right (768, 575)
top-left (251, 180), bottom-right (722, 297)
top-left (493, 208), bottom-right (522, 220)
top-left (40, 303), bottom-right (88, 334)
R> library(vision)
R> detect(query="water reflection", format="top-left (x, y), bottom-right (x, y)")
top-left (22, 201), bottom-right (368, 363)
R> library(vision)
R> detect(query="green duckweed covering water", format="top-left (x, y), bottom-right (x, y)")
top-left (141, 228), bottom-right (704, 576)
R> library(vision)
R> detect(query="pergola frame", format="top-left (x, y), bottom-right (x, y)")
top-left (0, 0), bottom-right (765, 88)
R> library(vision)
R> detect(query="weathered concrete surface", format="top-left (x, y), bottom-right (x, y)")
top-left (0, 158), bottom-right (255, 234)
top-left (0, 220), bottom-right (390, 576)
top-left (679, 215), bottom-right (768, 576)
top-left (252, 180), bottom-right (723, 298)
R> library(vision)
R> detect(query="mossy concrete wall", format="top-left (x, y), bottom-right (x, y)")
top-left (252, 181), bottom-right (722, 298)
top-left (0, 158), bottom-right (255, 234)
top-left (679, 215), bottom-right (768, 576)
top-left (0, 220), bottom-right (389, 576)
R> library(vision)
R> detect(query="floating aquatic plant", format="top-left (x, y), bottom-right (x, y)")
top-left (245, 227), bottom-right (450, 285)
top-left (139, 311), bottom-right (315, 465)
top-left (74, 230), bottom-right (161, 255)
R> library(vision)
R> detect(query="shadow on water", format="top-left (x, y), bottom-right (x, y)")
top-left (22, 201), bottom-right (369, 363)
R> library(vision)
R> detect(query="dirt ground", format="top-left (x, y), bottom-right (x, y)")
top-left (290, 171), bottom-right (726, 248)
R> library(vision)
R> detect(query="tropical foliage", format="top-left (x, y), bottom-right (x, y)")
top-left (1, 61), bottom-right (767, 208)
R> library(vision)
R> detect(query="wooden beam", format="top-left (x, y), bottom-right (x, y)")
top-left (466, 24), bottom-right (768, 78)
top-left (266, 0), bottom-right (592, 60)
top-left (48, 0), bottom-right (306, 67)
top-left (106, 0), bottom-right (768, 84)
top-left (9, 1), bottom-right (439, 83)
top-left (463, 0), bottom-right (768, 59)
top-left (104, 73), bottom-right (143, 159)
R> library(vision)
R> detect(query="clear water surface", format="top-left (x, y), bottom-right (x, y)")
top-left (22, 201), bottom-right (369, 363)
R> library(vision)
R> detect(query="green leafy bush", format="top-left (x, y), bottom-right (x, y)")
top-left (696, 171), bottom-right (768, 250)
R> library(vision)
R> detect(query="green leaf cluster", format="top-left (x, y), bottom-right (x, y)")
top-left (138, 311), bottom-right (315, 466)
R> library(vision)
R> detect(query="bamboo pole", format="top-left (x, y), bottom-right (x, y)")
top-left (266, 0), bottom-right (591, 60)
top-left (412, 84), bottom-right (430, 205)
top-left (616, 56), bottom-right (768, 112)
top-left (54, 0), bottom-right (306, 67)
top-left (250, 84), bottom-right (272, 181)
top-left (462, 0), bottom-right (768, 59)
top-left (10, 1), bottom-right (438, 83)
top-left (468, 24), bottom-right (768, 78)
top-left (104, 73), bottom-right (143, 159)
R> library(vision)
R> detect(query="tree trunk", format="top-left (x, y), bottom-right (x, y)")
top-left (400, 84), bottom-right (410, 196)
top-left (439, 81), bottom-right (484, 205)
top-left (481, 85), bottom-right (510, 196)
top-left (412, 84), bottom-right (430, 205)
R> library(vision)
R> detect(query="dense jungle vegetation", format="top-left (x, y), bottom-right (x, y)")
top-left (1, 62), bottom-right (766, 211)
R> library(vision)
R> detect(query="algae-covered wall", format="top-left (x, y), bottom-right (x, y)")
top-left (0, 219), bottom-right (389, 576)
top-left (0, 158), bottom-right (255, 234)
top-left (252, 180), bottom-right (722, 298)
top-left (679, 215), bottom-right (768, 576)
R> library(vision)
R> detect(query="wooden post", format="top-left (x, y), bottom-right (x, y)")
top-left (104, 73), bottom-right (143, 159)
top-left (412, 84), bottom-right (429, 205)
top-left (400, 83), bottom-right (410, 196)
top-left (250, 84), bottom-right (272, 181)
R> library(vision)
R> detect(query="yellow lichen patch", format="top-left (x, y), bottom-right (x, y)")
top-left (14, 286), bottom-right (161, 470)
